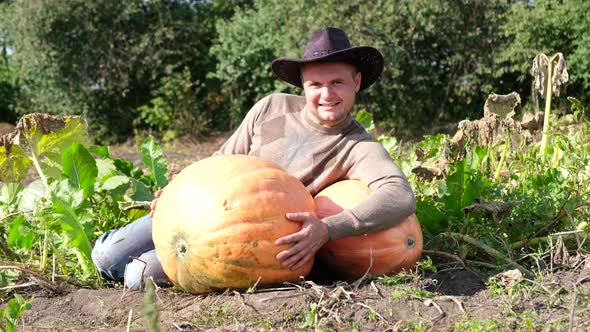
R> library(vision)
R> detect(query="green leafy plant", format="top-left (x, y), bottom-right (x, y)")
top-left (300, 302), bottom-right (319, 330)
top-left (453, 319), bottom-right (499, 332)
top-left (371, 84), bottom-right (589, 275)
top-left (0, 113), bottom-right (169, 285)
top-left (0, 294), bottom-right (33, 332)
top-left (142, 278), bottom-right (160, 332)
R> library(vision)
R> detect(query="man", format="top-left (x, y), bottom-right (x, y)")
top-left (92, 27), bottom-right (416, 290)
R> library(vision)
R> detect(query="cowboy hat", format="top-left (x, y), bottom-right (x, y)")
top-left (271, 27), bottom-right (383, 91)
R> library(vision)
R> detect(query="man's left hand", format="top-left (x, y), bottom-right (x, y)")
top-left (275, 212), bottom-right (330, 271)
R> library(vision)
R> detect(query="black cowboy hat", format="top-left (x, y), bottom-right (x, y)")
top-left (271, 27), bottom-right (384, 91)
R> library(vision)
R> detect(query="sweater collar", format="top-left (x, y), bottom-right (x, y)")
top-left (302, 106), bottom-right (353, 134)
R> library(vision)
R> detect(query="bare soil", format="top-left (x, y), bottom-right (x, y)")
top-left (18, 267), bottom-right (590, 331)
top-left (10, 132), bottom-right (590, 331)
top-left (110, 132), bottom-right (232, 175)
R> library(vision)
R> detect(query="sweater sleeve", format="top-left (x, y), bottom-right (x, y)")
top-left (212, 96), bottom-right (269, 156)
top-left (323, 140), bottom-right (416, 240)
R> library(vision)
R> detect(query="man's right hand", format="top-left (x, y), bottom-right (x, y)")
top-left (149, 189), bottom-right (164, 219)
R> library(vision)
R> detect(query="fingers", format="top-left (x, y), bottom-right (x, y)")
top-left (291, 253), bottom-right (314, 270)
top-left (276, 212), bottom-right (315, 245)
top-left (276, 242), bottom-right (313, 270)
top-left (149, 189), bottom-right (164, 219)
top-left (285, 212), bottom-right (313, 221)
top-left (275, 212), bottom-right (329, 271)
top-left (275, 231), bottom-right (304, 246)
top-left (276, 239), bottom-right (306, 261)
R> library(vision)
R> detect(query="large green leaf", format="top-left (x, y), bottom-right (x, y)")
top-left (101, 175), bottom-right (131, 191)
top-left (48, 180), bottom-right (94, 275)
top-left (130, 178), bottom-right (155, 202)
top-left (440, 163), bottom-right (465, 219)
top-left (8, 215), bottom-right (34, 250)
top-left (62, 143), bottom-right (98, 197)
top-left (0, 294), bottom-right (32, 332)
top-left (18, 180), bottom-right (46, 217)
top-left (0, 144), bottom-right (32, 183)
top-left (101, 174), bottom-right (132, 198)
top-left (0, 183), bottom-right (24, 216)
top-left (96, 158), bottom-right (116, 183)
top-left (416, 199), bottom-right (446, 238)
top-left (89, 145), bottom-right (111, 159)
top-left (377, 135), bottom-right (398, 156)
top-left (355, 110), bottom-right (375, 132)
top-left (140, 136), bottom-right (168, 189)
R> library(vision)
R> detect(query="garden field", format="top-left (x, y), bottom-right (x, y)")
top-left (2, 1), bottom-right (590, 330)
top-left (1, 94), bottom-right (589, 330)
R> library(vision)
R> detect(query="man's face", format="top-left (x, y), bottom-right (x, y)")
top-left (301, 62), bottom-right (361, 128)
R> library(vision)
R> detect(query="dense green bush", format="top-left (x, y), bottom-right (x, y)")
top-left (496, 0), bottom-right (590, 108)
top-left (211, 0), bottom-right (512, 133)
top-left (0, 38), bottom-right (18, 123)
top-left (0, 0), bottom-right (589, 142)
top-left (0, 0), bottom-right (249, 143)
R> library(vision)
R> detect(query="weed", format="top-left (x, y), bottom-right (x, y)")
top-left (453, 318), bottom-right (499, 331)
top-left (300, 302), bottom-right (318, 330)
top-left (142, 278), bottom-right (159, 332)
top-left (485, 277), bottom-right (532, 300)
top-left (0, 294), bottom-right (33, 332)
top-left (416, 257), bottom-right (437, 273)
top-left (367, 308), bottom-right (376, 322)
top-left (378, 263), bottom-right (436, 300)
top-left (400, 320), bottom-right (429, 332)
top-left (194, 305), bottom-right (231, 327)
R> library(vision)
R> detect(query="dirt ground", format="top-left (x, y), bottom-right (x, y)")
top-left (111, 132), bottom-right (232, 174)
top-left (18, 265), bottom-right (590, 331)
top-left (9, 132), bottom-right (590, 331)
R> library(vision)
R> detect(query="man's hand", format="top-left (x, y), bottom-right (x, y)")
top-left (149, 189), bottom-right (164, 219)
top-left (149, 173), bottom-right (178, 219)
top-left (275, 212), bottom-right (330, 271)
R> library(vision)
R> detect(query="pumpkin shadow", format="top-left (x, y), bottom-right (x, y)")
top-left (424, 268), bottom-right (488, 296)
top-left (308, 260), bottom-right (488, 297)
top-left (306, 261), bottom-right (345, 285)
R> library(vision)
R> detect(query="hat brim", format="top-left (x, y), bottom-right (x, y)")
top-left (271, 46), bottom-right (383, 92)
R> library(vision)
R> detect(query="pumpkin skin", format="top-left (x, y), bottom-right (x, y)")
top-left (314, 180), bottom-right (423, 281)
top-left (152, 155), bottom-right (316, 294)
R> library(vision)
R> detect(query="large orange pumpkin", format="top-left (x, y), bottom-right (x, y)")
top-left (152, 155), bottom-right (316, 294)
top-left (314, 180), bottom-right (423, 281)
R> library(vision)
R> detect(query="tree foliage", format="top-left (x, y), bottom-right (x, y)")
top-left (211, 0), bottom-right (512, 132)
top-left (496, 0), bottom-right (590, 107)
top-left (0, 0), bottom-right (248, 142)
top-left (0, 8), bottom-right (19, 124)
top-left (0, 0), bottom-right (589, 141)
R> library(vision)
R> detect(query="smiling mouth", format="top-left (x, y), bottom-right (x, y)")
top-left (320, 102), bottom-right (340, 108)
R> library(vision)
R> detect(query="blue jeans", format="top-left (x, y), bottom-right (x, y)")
top-left (91, 215), bottom-right (171, 290)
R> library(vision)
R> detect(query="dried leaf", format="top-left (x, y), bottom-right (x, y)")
top-left (532, 53), bottom-right (569, 98)
top-left (0, 113), bottom-right (88, 183)
top-left (483, 92), bottom-right (521, 119)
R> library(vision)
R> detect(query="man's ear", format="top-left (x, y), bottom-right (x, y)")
top-left (354, 71), bottom-right (362, 93)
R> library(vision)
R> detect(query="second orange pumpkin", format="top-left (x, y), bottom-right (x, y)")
top-left (314, 180), bottom-right (423, 281)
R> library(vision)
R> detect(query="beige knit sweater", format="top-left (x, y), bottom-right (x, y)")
top-left (214, 93), bottom-right (415, 240)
